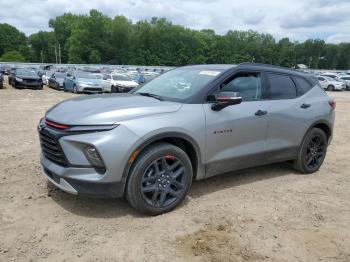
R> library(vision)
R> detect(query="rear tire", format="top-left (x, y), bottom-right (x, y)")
top-left (327, 85), bottom-right (334, 91)
top-left (126, 143), bottom-right (193, 215)
top-left (293, 128), bottom-right (328, 174)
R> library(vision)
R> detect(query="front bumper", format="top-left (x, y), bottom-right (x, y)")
top-left (15, 79), bottom-right (42, 88)
top-left (41, 159), bottom-right (125, 197)
top-left (77, 85), bottom-right (103, 93)
top-left (39, 124), bottom-right (141, 198)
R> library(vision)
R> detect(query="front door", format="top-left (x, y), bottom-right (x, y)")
top-left (204, 71), bottom-right (269, 177)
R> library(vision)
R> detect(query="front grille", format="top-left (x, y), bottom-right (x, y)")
top-left (39, 128), bottom-right (68, 166)
top-left (24, 79), bottom-right (39, 83)
top-left (84, 87), bottom-right (102, 92)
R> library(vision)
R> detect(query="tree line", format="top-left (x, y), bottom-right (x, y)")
top-left (0, 9), bottom-right (349, 69)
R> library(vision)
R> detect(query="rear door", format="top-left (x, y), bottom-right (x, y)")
top-left (263, 72), bottom-right (314, 162)
top-left (204, 70), bottom-right (269, 177)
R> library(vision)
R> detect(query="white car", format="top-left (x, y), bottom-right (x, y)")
top-left (102, 73), bottom-right (139, 93)
top-left (42, 71), bottom-right (54, 85)
top-left (317, 76), bottom-right (346, 91)
top-left (338, 76), bottom-right (350, 90)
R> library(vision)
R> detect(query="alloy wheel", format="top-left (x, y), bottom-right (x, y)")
top-left (140, 156), bottom-right (186, 208)
top-left (304, 133), bottom-right (326, 169)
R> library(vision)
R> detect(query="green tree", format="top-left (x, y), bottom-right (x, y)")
top-left (89, 50), bottom-right (101, 64)
top-left (29, 31), bottom-right (56, 63)
top-left (0, 50), bottom-right (26, 62)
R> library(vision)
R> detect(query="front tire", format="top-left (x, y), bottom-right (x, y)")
top-left (126, 143), bottom-right (193, 215)
top-left (293, 128), bottom-right (328, 174)
top-left (111, 85), bottom-right (119, 93)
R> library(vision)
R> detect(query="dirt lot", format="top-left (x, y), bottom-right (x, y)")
top-left (0, 77), bottom-right (350, 262)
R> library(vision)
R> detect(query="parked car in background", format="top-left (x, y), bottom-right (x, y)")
top-left (42, 71), bottom-right (54, 85)
top-left (338, 76), bottom-right (350, 90)
top-left (63, 71), bottom-right (103, 94)
top-left (10, 68), bottom-right (43, 89)
top-left (0, 72), bottom-right (3, 89)
top-left (102, 73), bottom-right (139, 93)
top-left (321, 73), bottom-right (338, 79)
top-left (317, 76), bottom-right (346, 91)
top-left (48, 72), bottom-right (67, 90)
top-left (38, 63), bottom-right (335, 215)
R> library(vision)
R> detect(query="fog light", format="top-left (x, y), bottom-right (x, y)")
top-left (84, 145), bottom-right (105, 169)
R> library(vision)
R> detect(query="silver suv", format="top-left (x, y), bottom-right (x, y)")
top-left (38, 64), bottom-right (335, 215)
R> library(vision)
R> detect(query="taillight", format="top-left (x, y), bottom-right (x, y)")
top-left (329, 100), bottom-right (336, 110)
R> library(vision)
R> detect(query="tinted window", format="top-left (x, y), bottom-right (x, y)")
top-left (221, 73), bottom-right (262, 101)
top-left (267, 74), bottom-right (296, 99)
top-left (318, 77), bottom-right (325, 81)
top-left (294, 77), bottom-right (313, 96)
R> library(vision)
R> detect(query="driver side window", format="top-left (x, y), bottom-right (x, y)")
top-left (221, 72), bottom-right (262, 101)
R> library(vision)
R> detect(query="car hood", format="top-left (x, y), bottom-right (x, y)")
top-left (76, 77), bottom-right (102, 85)
top-left (45, 93), bottom-right (182, 125)
top-left (56, 78), bottom-right (64, 85)
top-left (17, 75), bottom-right (41, 80)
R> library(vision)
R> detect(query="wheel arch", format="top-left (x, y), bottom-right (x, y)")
top-left (307, 120), bottom-right (332, 143)
top-left (121, 132), bottom-right (204, 196)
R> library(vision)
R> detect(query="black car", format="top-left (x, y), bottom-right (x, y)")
top-left (48, 72), bottom-right (67, 90)
top-left (10, 68), bottom-right (43, 89)
top-left (0, 72), bottom-right (3, 89)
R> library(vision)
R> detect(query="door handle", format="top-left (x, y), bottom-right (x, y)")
top-left (255, 110), bottom-right (268, 116)
top-left (300, 103), bottom-right (311, 109)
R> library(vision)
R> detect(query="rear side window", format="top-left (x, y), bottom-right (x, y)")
top-left (293, 76), bottom-right (313, 96)
top-left (267, 73), bottom-right (296, 99)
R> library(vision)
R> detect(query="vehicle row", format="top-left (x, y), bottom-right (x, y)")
top-left (316, 72), bottom-right (350, 91)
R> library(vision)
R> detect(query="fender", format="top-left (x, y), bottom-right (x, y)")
top-left (303, 119), bottom-right (333, 145)
top-left (120, 131), bottom-right (205, 195)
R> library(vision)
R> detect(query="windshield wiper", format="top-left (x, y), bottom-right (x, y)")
top-left (137, 92), bottom-right (163, 101)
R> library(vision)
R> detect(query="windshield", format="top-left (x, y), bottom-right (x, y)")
top-left (134, 67), bottom-right (223, 101)
top-left (75, 72), bottom-right (101, 79)
top-left (55, 73), bottom-right (66, 78)
top-left (16, 69), bottom-right (38, 77)
top-left (112, 75), bottom-right (132, 81)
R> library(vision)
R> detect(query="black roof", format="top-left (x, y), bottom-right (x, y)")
top-left (183, 63), bottom-right (311, 78)
top-left (237, 62), bottom-right (310, 77)
top-left (183, 64), bottom-right (236, 70)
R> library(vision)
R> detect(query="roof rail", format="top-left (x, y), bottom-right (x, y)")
top-left (238, 62), bottom-right (312, 75)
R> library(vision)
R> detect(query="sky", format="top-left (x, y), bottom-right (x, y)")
top-left (0, 0), bottom-right (349, 43)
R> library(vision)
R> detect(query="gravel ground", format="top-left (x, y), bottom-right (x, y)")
top-left (0, 77), bottom-right (349, 262)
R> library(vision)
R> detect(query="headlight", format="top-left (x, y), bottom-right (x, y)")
top-left (15, 77), bottom-right (23, 82)
top-left (84, 145), bottom-right (105, 170)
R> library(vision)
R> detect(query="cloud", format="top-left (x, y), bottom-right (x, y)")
top-left (280, 4), bottom-right (350, 29)
top-left (0, 0), bottom-right (349, 43)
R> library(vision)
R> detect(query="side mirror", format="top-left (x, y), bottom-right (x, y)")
top-left (211, 92), bottom-right (242, 111)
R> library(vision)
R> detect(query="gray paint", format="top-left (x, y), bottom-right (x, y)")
top-left (40, 65), bottom-right (335, 197)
